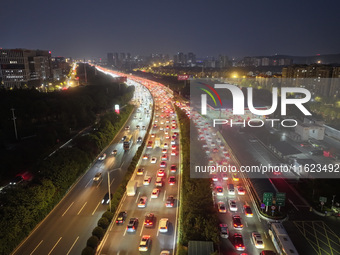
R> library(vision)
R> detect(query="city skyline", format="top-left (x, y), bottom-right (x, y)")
top-left (1, 0), bottom-right (340, 59)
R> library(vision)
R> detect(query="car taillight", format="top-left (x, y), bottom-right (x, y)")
top-left (240, 224), bottom-right (243, 227)
top-left (234, 224), bottom-right (237, 227)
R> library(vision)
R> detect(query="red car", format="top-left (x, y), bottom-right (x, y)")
top-left (168, 176), bottom-right (176, 185)
top-left (170, 165), bottom-right (177, 172)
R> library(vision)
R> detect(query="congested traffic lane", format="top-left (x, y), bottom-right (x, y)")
top-left (12, 87), bottom-right (152, 255)
top-left (98, 81), bottom-right (181, 255)
top-left (189, 111), bottom-right (276, 255)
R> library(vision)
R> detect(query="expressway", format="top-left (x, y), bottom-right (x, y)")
top-left (12, 84), bottom-right (153, 255)
top-left (190, 111), bottom-right (276, 254)
top-left (98, 75), bottom-right (181, 255)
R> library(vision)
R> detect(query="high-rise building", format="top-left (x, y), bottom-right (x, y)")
top-left (107, 53), bottom-right (114, 66)
top-left (0, 48), bottom-right (52, 88)
top-left (188, 52), bottom-right (196, 66)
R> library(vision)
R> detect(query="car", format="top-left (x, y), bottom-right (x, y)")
top-left (300, 142), bottom-right (311, 147)
top-left (212, 175), bottom-right (218, 182)
top-left (171, 145), bottom-right (177, 150)
top-left (159, 218), bottom-right (169, 233)
top-left (213, 148), bottom-right (219, 153)
top-left (137, 168), bottom-right (144, 175)
top-left (173, 132), bottom-right (178, 136)
top-left (171, 139), bottom-right (176, 145)
top-left (126, 217), bottom-right (139, 232)
top-left (165, 135), bottom-right (170, 139)
top-left (144, 213), bottom-right (154, 227)
top-left (155, 176), bottom-right (163, 187)
top-left (93, 172), bottom-right (102, 182)
top-left (151, 188), bottom-right (160, 198)
top-left (232, 173), bottom-right (239, 181)
top-left (168, 176), bottom-right (176, 185)
top-left (165, 196), bottom-right (175, 207)
top-left (222, 173), bottom-right (228, 180)
top-left (219, 223), bottom-right (229, 238)
top-left (138, 196), bottom-right (147, 207)
top-left (136, 125), bottom-right (140, 129)
top-left (157, 169), bottom-right (166, 177)
top-left (218, 201), bottom-right (227, 213)
top-left (232, 215), bottom-right (243, 230)
top-left (151, 133), bottom-right (155, 138)
top-left (233, 233), bottom-right (245, 251)
top-left (216, 186), bottom-right (224, 196)
top-left (125, 126), bottom-right (130, 131)
top-left (102, 192), bottom-right (112, 204)
top-left (143, 154), bottom-right (149, 160)
top-left (137, 137), bottom-right (142, 143)
top-left (229, 200), bottom-right (238, 212)
top-left (162, 148), bottom-right (167, 153)
top-left (142, 125), bottom-right (146, 130)
top-left (139, 235), bottom-right (151, 251)
top-left (164, 130), bottom-right (169, 135)
top-left (112, 149), bottom-right (118, 155)
top-left (160, 161), bottom-right (166, 168)
top-left (116, 211), bottom-right (127, 224)
top-left (153, 124), bottom-right (158, 128)
top-left (160, 251), bottom-right (171, 255)
top-left (9, 176), bottom-right (23, 185)
top-left (237, 186), bottom-right (245, 195)
top-left (163, 143), bottom-right (169, 148)
top-left (162, 154), bottom-right (168, 160)
top-left (171, 135), bottom-right (177, 140)
top-left (160, 126), bottom-right (164, 131)
top-left (252, 232), bottom-right (265, 249)
top-left (147, 141), bottom-right (153, 148)
top-left (151, 157), bottom-right (157, 164)
top-left (170, 165), bottom-right (177, 172)
top-left (143, 176), bottom-right (151, 185)
top-left (244, 205), bottom-right (253, 217)
top-left (98, 153), bottom-right (106, 160)
top-left (228, 184), bottom-right (235, 195)
top-left (171, 150), bottom-right (177, 156)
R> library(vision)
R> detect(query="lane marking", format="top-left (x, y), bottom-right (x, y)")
top-left (139, 223), bottom-right (145, 236)
top-left (163, 190), bottom-right (167, 201)
top-left (110, 178), bottom-right (115, 186)
top-left (77, 202), bottom-right (87, 215)
top-left (47, 237), bottom-right (62, 255)
top-left (96, 179), bottom-right (103, 188)
top-left (135, 192), bottom-right (141, 203)
top-left (66, 236), bottom-right (79, 255)
top-left (30, 240), bottom-right (43, 255)
top-left (62, 202), bottom-right (74, 217)
top-left (92, 202), bottom-right (101, 215)
top-left (84, 179), bottom-right (92, 188)
top-left (123, 227), bottom-right (127, 236)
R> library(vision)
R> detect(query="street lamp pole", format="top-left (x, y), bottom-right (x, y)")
top-left (108, 171), bottom-right (111, 212)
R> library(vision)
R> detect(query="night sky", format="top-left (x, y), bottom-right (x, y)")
top-left (1, 0), bottom-right (340, 59)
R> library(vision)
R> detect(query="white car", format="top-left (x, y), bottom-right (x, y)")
top-left (151, 188), bottom-right (160, 198)
top-left (138, 196), bottom-right (147, 208)
top-left (98, 153), bottom-right (106, 160)
top-left (229, 199), bottom-right (237, 212)
top-left (143, 176), bottom-right (151, 185)
top-left (252, 232), bottom-right (265, 249)
top-left (151, 157), bottom-right (157, 163)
